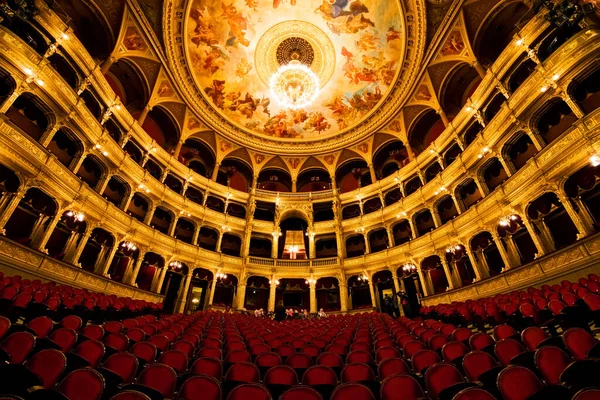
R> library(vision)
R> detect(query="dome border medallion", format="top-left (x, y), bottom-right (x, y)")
top-left (162, 0), bottom-right (427, 156)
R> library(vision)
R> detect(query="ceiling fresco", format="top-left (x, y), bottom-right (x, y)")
top-left (185, 0), bottom-right (405, 140)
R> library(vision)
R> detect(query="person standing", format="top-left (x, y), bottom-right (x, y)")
top-left (392, 294), bottom-right (400, 317)
top-left (274, 300), bottom-right (286, 322)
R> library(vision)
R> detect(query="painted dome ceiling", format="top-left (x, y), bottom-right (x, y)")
top-left (167, 0), bottom-right (423, 154)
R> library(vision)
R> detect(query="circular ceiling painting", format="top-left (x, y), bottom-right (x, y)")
top-left (185, 0), bottom-right (405, 140)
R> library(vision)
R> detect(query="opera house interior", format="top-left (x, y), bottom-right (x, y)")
top-left (0, 0), bottom-right (600, 398)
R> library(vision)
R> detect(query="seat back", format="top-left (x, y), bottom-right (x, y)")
top-left (462, 351), bottom-right (498, 382)
top-left (125, 328), bottom-right (146, 344)
top-left (412, 349), bottom-right (441, 374)
top-left (380, 374), bottom-right (424, 400)
top-left (453, 388), bottom-right (496, 400)
top-left (302, 365), bottom-right (338, 386)
top-left (61, 315), bottom-right (83, 331)
top-left (285, 352), bottom-right (313, 369)
top-left (24, 349), bottom-right (66, 388)
top-left (521, 327), bottom-right (549, 352)
top-left (73, 339), bottom-right (105, 368)
top-left (109, 390), bottom-right (152, 400)
top-left (226, 383), bottom-right (271, 400)
top-left (255, 352), bottom-right (282, 367)
top-left (137, 363), bottom-right (177, 398)
top-left (563, 328), bottom-right (598, 360)
top-left (497, 366), bottom-right (543, 400)
top-left (331, 383), bottom-right (375, 400)
top-left (225, 362), bottom-right (260, 383)
top-left (316, 352), bottom-right (344, 368)
top-left (263, 365), bottom-right (298, 386)
top-left (494, 339), bottom-right (525, 366)
top-left (376, 346), bottom-right (401, 363)
top-left (425, 362), bottom-right (465, 399)
top-left (280, 386), bottom-right (322, 400)
top-left (0, 316), bottom-right (10, 340)
top-left (493, 324), bottom-right (518, 341)
top-left (130, 342), bottom-right (158, 363)
top-left (378, 358), bottom-right (410, 380)
top-left (534, 346), bottom-right (572, 385)
top-left (57, 368), bottom-right (105, 400)
top-left (81, 324), bottom-right (104, 341)
top-left (148, 334), bottom-right (169, 352)
top-left (341, 362), bottom-right (375, 383)
top-left (27, 316), bottom-right (54, 338)
top-left (103, 321), bottom-right (123, 334)
top-left (190, 357), bottom-right (223, 380)
top-left (103, 352), bottom-right (139, 384)
top-left (49, 328), bottom-right (78, 352)
top-left (346, 350), bottom-right (374, 364)
top-left (0, 331), bottom-right (35, 364)
top-left (469, 333), bottom-right (495, 351)
top-left (158, 350), bottom-right (189, 374)
top-left (452, 328), bottom-right (473, 343)
top-left (198, 346), bottom-right (222, 360)
top-left (177, 375), bottom-right (220, 400)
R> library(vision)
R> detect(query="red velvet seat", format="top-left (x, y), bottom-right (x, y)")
top-left (572, 389), bottom-right (600, 400)
top-left (60, 315), bottom-right (83, 332)
top-left (377, 358), bottom-right (410, 380)
top-left (25, 349), bottom-right (66, 388)
top-left (497, 366), bottom-right (544, 400)
top-left (81, 324), bottom-right (104, 341)
top-left (341, 362), bottom-right (375, 384)
top-left (494, 338), bottom-right (526, 366)
top-left (442, 341), bottom-right (470, 363)
top-left (56, 368), bottom-right (105, 400)
top-left (125, 328), bottom-right (146, 344)
top-left (102, 352), bottom-right (139, 384)
top-left (0, 316), bottom-right (10, 341)
top-left (198, 346), bottom-right (222, 360)
top-left (104, 332), bottom-right (129, 352)
top-left (225, 362), bottom-right (261, 383)
top-left (403, 340), bottom-right (427, 359)
top-left (534, 346), bottom-right (571, 385)
top-left (1, 331), bottom-right (35, 364)
top-left (493, 324), bottom-right (518, 341)
top-left (331, 383), bottom-right (374, 400)
top-left (412, 349), bottom-right (441, 374)
top-left (376, 346), bottom-right (401, 363)
top-left (462, 351), bottom-right (499, 382)
top-left (469, 333), bottom-right (495, 351)
top-left (158, 349), bottom-right (188, 374)
top-left (280, 386), bottom-right (322, 400)
top-left (453, 387), bottom-right (497, 400)
top-left (226, 383), bottom-right (271, 400)
top-left (263, 365), bottom-right (298, 399)
top-left (452, 328), bottom-right (473, 343)
top-left (130, 342), bottom-right (158, 364)
top-left (562, 328), bottom-right (598, 360)
top-left (109, 391), bottom-right (152, 400)
top-left (521, 327), bottom-right (550, 351)
top-left (72, 339), bottom-right (105, 368)
top-left (104, 321), bottom-right (123, 334)
top-left (27, 316), bottom-right (54, 338)
top-left (177, 375), bottom-right (221, 400)
top-left (425, 362), bottom-right (467, 400)
top-left (148, 335), bottom-right (169, 352)
top-left (190, 357), bottom-right (223, 380)
top-left (133, 363), bottom-right (177, 398)
top-left (380, 374), bottom-right (424, 400)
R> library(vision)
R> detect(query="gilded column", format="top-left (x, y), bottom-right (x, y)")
top-left (417, 269), bottom-right (431, 297)
top-left (64, 227), bottom-right (94, 265)
top-left (143, 205), bottom-right (156, 225)
top-left (368, 279), bottom-right (377, 308)
top-left (363, 232), bottom-right (371, 254)
top-left (236, 282), bottom-right (247, 309)
top-left (339, 282), bottom-right (348, 312)
top-left (368, 163), bottom-right (377, 183)
top-left (0, 189), bottom-right (26, 234)
top-left (98, 244), bottom-right (119, 276)
top-left (557, 191), bottom-right (595, 238)
top-left (521, 216), bottom-right (551, 257)
top-left (386, 224), bottom-right (395, 248)
top-left (309, 282), bottom-right (317, 313)
top-left (268, 279), bottom-right (277, 312)
top-left (491, 230), bottom-right (517, 270)
top-left (168, 216), bottom-right (178, 237)
top-left (32, 213), bottom-right (62, 251)
top-left (439, 254), bottom-right (458, 289)
top-left (464, 248), bottom-right (485, 281)
top-left (208, 276), bottom-right (218, 306)
top-left (176, 272), bottom-right (193, 313)
top-left (211, 163), bottom-right (221, 181)
top-left (125, 250), bottom-right (146, 285)
top-left (271, 230), bottom-right (279, 258)
top-left (154, 266), bottom-right (169, 293)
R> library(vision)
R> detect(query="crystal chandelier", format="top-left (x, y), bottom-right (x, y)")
top-left (269, 60), bottom-right (320, 110)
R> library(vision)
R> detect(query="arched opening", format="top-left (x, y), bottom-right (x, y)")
top-left (227, 202), bottom-right (246, 219)
top-left (257, 168), bottom-right (292, 192)
top-left (46, 0), bottom-right (114, 60)
top-left (397, 265), bottom-right (422, 317)
top-left (424, 161), bottom-right (443, 183)
top-left (436, 195), bottom-right (459, 225)
top-left (106, 60), bottom-right (148, 111)
top-left (1, 16), bottom-right (49, 55)
top-left (213, 275), bottom-right (238, 308)
top-left (150, 207), bottom-right (173, 236)
top-left (174, 217), bottom-right (195, 244)
top-left (218, 158), bottom-right (253, 192)
top-left (368, 228), bottom-right (389, 253)
top-left (346, 235), bottom-right (366, 258)
top-left (315, 236), bottom-right (337, 258)
top-left (249, 236), bottom-right (272, 258)
top-left (108, 241), bottom-right (140, 283)
top-left (0, 68), bottom-right (16, 105)
top-left (534, 99), bottom-right (577, 144)
top-left (497, 215), bottom-right (537, 265)
top-left (336, 160), bottom-right (369, 193)
top-left (313, 202), bottom-right (334, 222)
top-left (483, 93), bottom-right (506, 123)
top-left (474, 1), bottom-right (531, 65)
top-left (103, 176), bottom-right (129, 208)
top-left (470, 231), bottom-right (504, 276)
top-left (126, 193), bottom-right (150, 223)
top-left (564, 163), bottom-right (600, 231)
top-left (0, 164), bottom-right (21, 197)
top-left (80, 89), bottom-right (103, 120)
top-left (384, 188), bottom-right (402, 206)
top-left (457, 179), bottom-right (483, 210)
top-left (164, 174), bottom-right (183, 194)
top-left (45, 211), bottom-right (87, 260)
top-left (141, 107), bottom-right (180, 152)
top-left (187, 268), bottom-right (215, 312)
top-left (47, 128), bottom-right (83, 168)
top-left (221, 233), bottom-right (242, 257)
top-left (161, 262), bottom-right (189, 314)
top-left (482, 158), bottom-right (508, 192)
top-left (276, 279), bottom-right (309, 311)
top-left (279, 216), bottom-right (309, 258)
top-left (372, 270), bottom-right (396, 315)
top-left (508, 57), bottom-right (537, 93)
top-left (408, 110), bottom-right (445, 155)
top-left (105, 118), bottom-right (123, 144)
top-left (75, 155), bottom-right (104, 189)
top-left (572, 68), bottom-right (600, 115)
top-left (463, 119), bottom-right (483, 146)
top-left (373, 140), bottom-right (409, 180)
top-left (78, 228), bottom-right (114, 272)
top-left (441, 63), bottom-right (481, 118)
top-left (444, 245), bottom-right (477, 286)
top-left (48, 53), bottom-right (79, 90)
top-left (6, 93), bottom-right (50, 141)
top-left (392, 220), bottom-right (412, 246)
top-left (421, 255), bottom-right (449, 294)
top-left (348, 275), bottom-right (372, 310)
top-left (206, 195), bottom-right (225, 212)
top-left (414, 209), bottom-right (435, 236)
top-left (503, 131), bottom-right (537, 172)
top-left (405, 175), bottom-right (423, 196)
top-left (185, 186), bottom-right (203, 206)
top-left (527, 192), bottom-right (578, 250)
top-left (363, 197), bottom-right (382, 215)
top-left (145, 159), bottom-right (163, 181)
top-left (316, 277), bottom-right (341, 312)
top-left (181, 139), bottom-right (216, 179)
top-left (136, 253), bottom-right (164, 292)
top-left (244, 276), bottom-right (270, 311)
top-left (198, 226), bottom-right (218, 251)
top-left (254, 201), bottom-right (276, 222)
top-left (342, 203), bottom-right (361, 220)
top-left (297, 169), bottom-right (332, 192)
top-left (124, 140), bottom-right (143, 164)
top-left (5, 188), bottom-right (56, 246)
top-left (538, 25), bottom-right (582, 62)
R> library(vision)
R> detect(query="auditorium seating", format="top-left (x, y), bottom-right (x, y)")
top-left (0, 273), bottom-right (599, 399)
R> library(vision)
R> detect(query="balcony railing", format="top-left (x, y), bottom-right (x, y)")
top-left (246, 256), bottom-right (339, 267)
